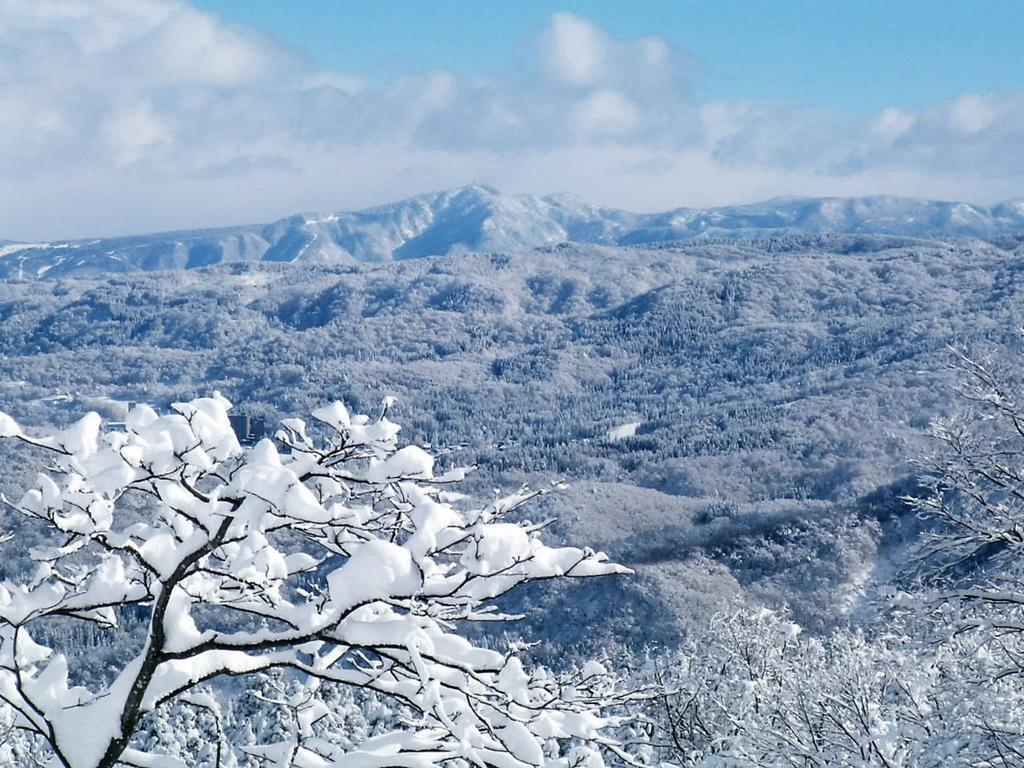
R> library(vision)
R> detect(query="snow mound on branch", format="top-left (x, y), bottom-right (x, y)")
top-left (365, 445), bottom-right (434, 483)
top-left (328, 540), bottom-right (422, 611)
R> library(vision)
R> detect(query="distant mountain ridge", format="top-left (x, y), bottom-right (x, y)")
top-left (3, 186), bottom-right (1024, 279)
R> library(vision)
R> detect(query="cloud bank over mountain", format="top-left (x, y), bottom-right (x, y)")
top-left (2, 0), bottom-right (1023, 239)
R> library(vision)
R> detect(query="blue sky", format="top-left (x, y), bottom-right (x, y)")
top-left (195, 0), bottom-right (1024, 114)
top-left (2, 0), bottom-right (1023, 239)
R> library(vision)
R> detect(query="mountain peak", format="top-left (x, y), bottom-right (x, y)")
top-left (447, 183), bottom-right (502, 198)
top-left (3, 190), bottom-right (1024, 279)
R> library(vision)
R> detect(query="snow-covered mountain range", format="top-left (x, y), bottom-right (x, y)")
top-left (3, 185), bottom-right (1024, 278)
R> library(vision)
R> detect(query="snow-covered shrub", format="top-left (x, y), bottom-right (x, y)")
top-left (640, 603), bottom-right (1024, 767)
top-left (0, 395), bottom-right (636, 768)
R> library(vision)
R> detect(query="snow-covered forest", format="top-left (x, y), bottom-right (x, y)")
top-left (0, 232), bottom-right (1023, 765)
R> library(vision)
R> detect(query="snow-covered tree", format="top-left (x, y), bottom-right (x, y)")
top-left (0, 394), bottom-right (635, 768)
top-left (914, 351), bottom-right (1024, 676)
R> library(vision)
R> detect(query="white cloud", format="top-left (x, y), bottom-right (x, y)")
top-left (101, 101), bottom-right (174, 166)
top-left (537, 11), bottom-right (680, 95)
top-left (1, 0), bottom-right (1023, 240)
top-left (540, 12), bottom-right (608, 87)
top-left (870, 107), bottom-right (915, 141)
top-left (571, 90), bottom-right (640, 136)
top-left (946, 93), bottom-right (999, 134)
top-left (0, 0), bottom-right (289, 178)
top-left (1, 0), bottom-right (282, 86)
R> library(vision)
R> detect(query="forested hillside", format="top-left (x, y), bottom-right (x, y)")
top-left (1, 234), bottom-right (1022, 651)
